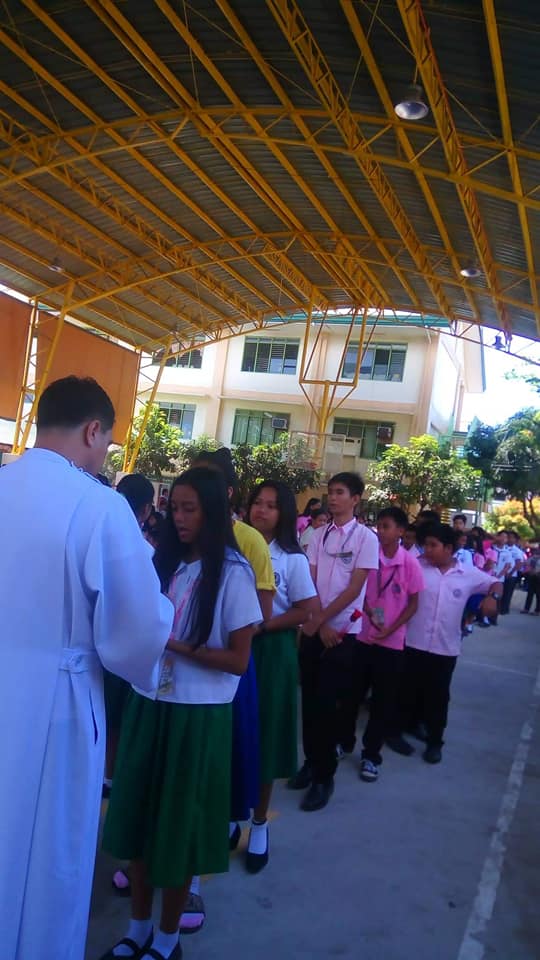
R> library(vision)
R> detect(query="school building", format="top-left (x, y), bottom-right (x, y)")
top-left (145, 316), bottom-right (485, 476)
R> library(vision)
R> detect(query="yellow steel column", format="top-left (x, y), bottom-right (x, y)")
top-left (12, 297), bottom-right (38, 454)
top-left (13, 282), bottom-right (74, 454)
top-left (121, 348), bottom-right (143, 472)
top-left (125, 337), bottom-right (174, 473)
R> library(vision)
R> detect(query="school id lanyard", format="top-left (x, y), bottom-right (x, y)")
top-left (376, 566), bottom-right (398, 598)
top-left (169, 567), bottom-right (201, 639)
top-left (322, 523), bottom-right (355, 560)
top-left (158, 569), bottom-right (201, 697)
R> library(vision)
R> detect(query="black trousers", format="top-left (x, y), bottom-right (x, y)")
top-left (398, 646), bottom-right (457, 747)
top-left (356, 643), bottom-right (404, 764)
top-left (501, 576), bottom-right (517, 615)
top-left (524, 575), bottom-right (540, 613)
top-left (299, 633), bottom-right (362, 783)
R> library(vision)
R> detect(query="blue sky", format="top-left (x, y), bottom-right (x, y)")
top-left (461, 334), bottom-right (540, 429)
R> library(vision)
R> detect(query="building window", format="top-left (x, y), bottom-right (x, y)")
top-left (232, 409), bottom-right (290, 446)
top-left (241, 337), bottom-right (299, 375)
top-left (153, 349), bottom-right (203, 369)
top-left (332, 418), bottom-right (394, 459)
top-left (158, 402), bottom-right (196, 439)
top-left (341, 343), bottom-right (407, 381)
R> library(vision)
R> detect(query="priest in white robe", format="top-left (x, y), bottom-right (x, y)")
top-left (0, 376), bottom-right (173, 960)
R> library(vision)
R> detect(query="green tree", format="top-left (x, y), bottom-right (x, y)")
top-left (492, 408), bottom-right (540, 536)
top-left (464, 421), bottom-right (499, 484)
top-left (176, 434), bottom-right (320, 505)
top-left (483, 500), bottom-right (538, 541)
top-left (231, 436), bottom-right (320, 506)
top-left (365, 434), bottom-right (480, 517)
top-left (176, 435), bottom-right (222, 471)
top-left (108, 404), bottom-right (182, 480)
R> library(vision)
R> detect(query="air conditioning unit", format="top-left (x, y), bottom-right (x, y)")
top-left (271, 416), bottom-right (289, 430)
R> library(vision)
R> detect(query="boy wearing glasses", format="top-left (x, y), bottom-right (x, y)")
top-left (289, 472), bottom-right (378, 812)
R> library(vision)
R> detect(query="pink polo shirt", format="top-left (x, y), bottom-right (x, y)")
top-left (307, 518), bottom-right (379, 635)
top-left (407, 559), bottom-right (494, 657)
top-left (361, 545), bottom-right (425, 650)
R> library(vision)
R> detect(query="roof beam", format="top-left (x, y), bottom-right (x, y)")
top-left (0, 195), bottom-right (232, 334)
top-left (2, 106), bottom-right (540, 170)
top-left (20, 0), bottom-right (312, 312)
top-left (0, 242), bottom-right (163, 345)
top-left (340, 0), bottom-right (480, 325)
top-left (267, 0), bottom-right (454, 321)
top-left (0, 24), bottom-right (291, 321)
top-left (39, 0), bottom-right (330, 306)
top-left (2, 109), bottom-right (539, 217)
top-left (482, 0), bottom-right (539, 334)
top-left (86, 0), bottom-right (377, 309)
top-left (396, 0), bottom-right (510, 333)
top-left (165, 0), bottom-right (416, 310)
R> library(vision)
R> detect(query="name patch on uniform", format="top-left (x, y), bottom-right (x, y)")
top-left (274, 572), bottom-right (281, 587)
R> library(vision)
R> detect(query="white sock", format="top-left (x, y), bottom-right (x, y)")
top-left (189, 875), bottom-right (200, 896)
top-left (103, 777), bottom-right (113, 788)
top-left (151, 928), bottom-right (179, 958)
top-left (113, 918), bottom-right (152, 956)
top-left (229, 821), bottom-right (239, 838)
top-left (247, 819), bottom-right (268, 855)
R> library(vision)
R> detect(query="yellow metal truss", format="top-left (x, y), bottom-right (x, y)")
top-left (396, 0), bottom-right (510, 333)
top-left (85, 0), bottom-right (382, 310)
top-left (266, 0), bottom-right (454, 321)
top-left (482, 0), bottom-right (539, 334)
top-left (340, 0), bottom-right (480, 325)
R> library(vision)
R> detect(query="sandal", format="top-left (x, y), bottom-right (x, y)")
top-left (179, 892), bottom-right (206, 935)
top-left (99, 933), bottom-right (152, 959)
top-left (142, 946), bottom-right (182, 960)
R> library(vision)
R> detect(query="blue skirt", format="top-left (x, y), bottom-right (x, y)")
top-left (230, 654), bottom-right (260, 821)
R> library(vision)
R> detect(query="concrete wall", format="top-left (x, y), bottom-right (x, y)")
top-left (140, 323), bottom-right (482, 457)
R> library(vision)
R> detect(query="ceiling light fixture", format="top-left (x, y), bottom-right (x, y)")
top-left (394, 84), bottom-right (429, 121)
top-left (48, 256), bottom-right (65, 274)
top-left (459, 263), bottom-right (482, 279)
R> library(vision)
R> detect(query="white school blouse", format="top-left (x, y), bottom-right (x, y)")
top-left (136, 550), bottom-right (262, 705)
top-left (269, 541), bottom-right (317, 617)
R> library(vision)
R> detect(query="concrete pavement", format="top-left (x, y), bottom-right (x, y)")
top-left (86, 597), bottom-right (540, 960)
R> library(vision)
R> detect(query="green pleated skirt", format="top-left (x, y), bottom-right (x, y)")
top-left (252, 628), bottom-right (298, 783)
top-left (102, 691), bottom-right (232, 888)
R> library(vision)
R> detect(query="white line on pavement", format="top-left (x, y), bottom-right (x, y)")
top-left (456, 661), bottom-right (540, 960)
top-left (460, 658), bottom-right (537, 679)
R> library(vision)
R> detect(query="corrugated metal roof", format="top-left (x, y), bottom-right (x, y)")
top-left (0, 0), bottom-right (538, 348)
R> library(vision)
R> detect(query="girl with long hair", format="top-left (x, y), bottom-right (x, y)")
top-left (245, 480), bottom-right (318, 872)
top-left (100, 467), bottom-right (261, 960)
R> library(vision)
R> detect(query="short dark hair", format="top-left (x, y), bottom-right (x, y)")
top-left (117, 473), bottom-right (155, 517)
top-left (420, 522), bottom-right (458, 550)
top-left (416, 509), bottom-right (441, 525)
top-left (496, 529), bottom-right (508, 536)
top-left (328, 471), bottom-right (365, 497)
top-left (37, 376), bottom-right (115, 431)
top-left (377, 506), bottom-right (409, 529)
top-left (311, 508), bottom-right (329, 521)
top-left (453, 513), bottom-right (467, 524)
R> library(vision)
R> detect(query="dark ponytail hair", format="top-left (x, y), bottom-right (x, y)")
top-left (153, 466), bottom-right (239, 647)
top-left (301, 496), bottom-right (321, 517)
top-left (247, 480), bottom-right (302, 555)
